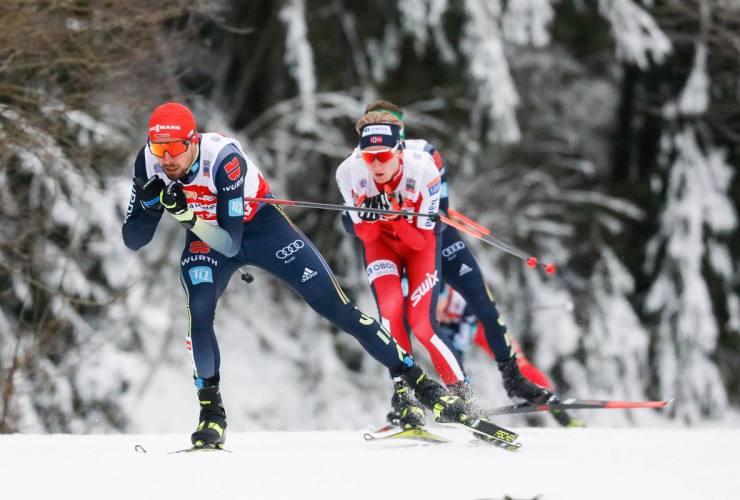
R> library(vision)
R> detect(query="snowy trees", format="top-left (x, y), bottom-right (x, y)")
top-left (0, 0), bottom-right (213, 432)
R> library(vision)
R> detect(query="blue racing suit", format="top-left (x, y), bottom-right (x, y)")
top-left (123, 133), bottom-right (408, 380)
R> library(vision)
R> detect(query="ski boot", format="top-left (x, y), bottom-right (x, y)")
top-left (392, 360), bottom-right (470, 424)
top-left (191, 375), bottom-right (227, 449)
top-left (387, 380), bottom-right (426, 429)
top-left (447, 378), bottom-right (480, 419)
top-left (498, 357), bottom-right (554, 405)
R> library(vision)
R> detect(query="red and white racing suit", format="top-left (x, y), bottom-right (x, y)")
top-left (336, 148), bottom-right (466, 385)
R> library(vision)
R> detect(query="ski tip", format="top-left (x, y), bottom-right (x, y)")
top-left (134, 444), bottom-right (147, 453)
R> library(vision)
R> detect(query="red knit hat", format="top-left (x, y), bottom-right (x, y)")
top-left (148, 102), bottom-right (198, 142)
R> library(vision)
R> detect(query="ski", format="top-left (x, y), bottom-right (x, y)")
top-left (439, 418), bottom-right (522, 452)
top-left (134, 444), bottom-right (232, 454)
top-left (168, 446), bottom-right (231, 454)
top-left (482, 398), bottom-right (673, 417)
top-left (363, 426), bottom-right (449, 444)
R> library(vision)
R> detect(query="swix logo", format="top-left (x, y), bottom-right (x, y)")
top-left (410, 271), bottom-right (439, 307)
top-left (442, 241), bottom-right (465, 258)
top-left (370, 136), bottom-right (383, 144)
top-left (225, 157), bottom-right (241, 181)
top-left (190, 241), bottom-right (211, 254)
top-left (301, 267), bottom-right (318, 282)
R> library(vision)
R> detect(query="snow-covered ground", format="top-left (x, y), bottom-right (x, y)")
top-left (2, 427), bottom-right (737, 500)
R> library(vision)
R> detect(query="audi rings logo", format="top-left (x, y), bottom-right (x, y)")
top-left (442, 241), bottom-right (466, 258)
top-left (276, 240), bottom-right (305, 260)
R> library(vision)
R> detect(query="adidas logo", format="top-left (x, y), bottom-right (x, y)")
top-left (459, 263), bottom-right (473, 276)
top-left (301, 267), bottom-right (318, 282)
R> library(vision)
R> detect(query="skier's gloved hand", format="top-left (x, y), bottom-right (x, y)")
top-left (134, 176), bottom-right (165, 213)
top-left (381, 186), bottom-right (401, 220)
top-left (355, 194), bottom-right (382, 222)
top-left (161, 182), bottom-right (197, 229)
top-left (382, 186), bottom-right (413, 221)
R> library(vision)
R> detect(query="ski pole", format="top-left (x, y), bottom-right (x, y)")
top-left (447, 209), bottom-right (491, 235)
top-left (243, 196), bottom-right (440, 221)
top-left (244, 197), bottom-right (554, 273)
top-left (442, 213), bottom-right (556, 274)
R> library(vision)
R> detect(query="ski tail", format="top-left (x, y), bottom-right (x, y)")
top-left (364, 427), bottom-right (449, 444)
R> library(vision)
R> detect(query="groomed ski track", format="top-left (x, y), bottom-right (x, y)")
top-left (1, 427), bottom-right (737, 500)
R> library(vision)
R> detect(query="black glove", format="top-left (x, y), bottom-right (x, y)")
top-left (161, 182), bottom-right (197, 229)
top-left (355, 194), bottom-right (382, 222)
top-left (134, 176), bottom-right (165, 213)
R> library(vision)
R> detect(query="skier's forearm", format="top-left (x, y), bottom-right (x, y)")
top-left (391, 219), bottom-right (427, 250)
top-left (122, 206), bottom-right (162, 251)
top-left (190, 220), bottom-right (240, 257)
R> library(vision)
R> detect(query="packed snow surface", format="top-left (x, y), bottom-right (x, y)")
top-left (2, 427), bottom-right (737, 500)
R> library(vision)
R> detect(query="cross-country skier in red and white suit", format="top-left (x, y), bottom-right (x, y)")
top-left (336, 111), bottom-right (468, 428)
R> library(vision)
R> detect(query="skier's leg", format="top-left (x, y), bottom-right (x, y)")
top-left (439, 226), bottom-right (553, 405)
top-left (179, 236), bottom-right (242, 447)
top-left (439, 226), bottom-right (515, 360)
top-left (363, 241), bottom-right (411, 352)
top-left (361, 242), bottom-right (427, 427)
top-left (404, 237), bottom-right (467, 386)
top-left (243, 206), bottom-right (470, 422)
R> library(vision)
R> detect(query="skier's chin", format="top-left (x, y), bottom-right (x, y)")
top-left (163, 169), bottom-right (183, 181)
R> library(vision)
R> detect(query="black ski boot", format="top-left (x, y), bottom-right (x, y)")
top-left (497, 357), bottom-right (554, 405)
top-left (191, 375), bottom-right (227, 448)
top-left (392, 361), bottom-right (470, 424)
top-left (387, 380), bottom-right (426, 429)
top-left (447, 379), bottom-right (480, 419)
